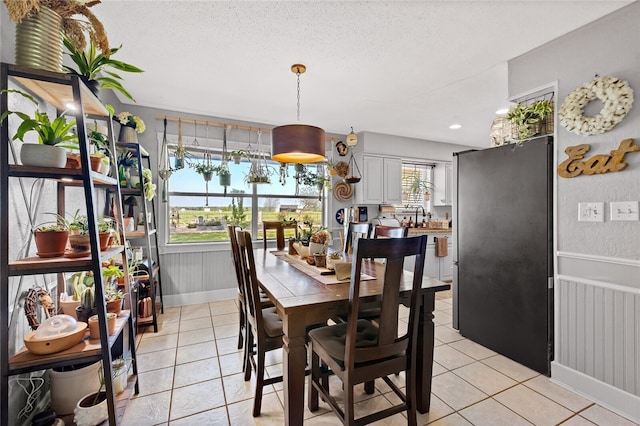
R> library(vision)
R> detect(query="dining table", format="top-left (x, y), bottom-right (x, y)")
top-left (252, 248), bottom-right (451, 425)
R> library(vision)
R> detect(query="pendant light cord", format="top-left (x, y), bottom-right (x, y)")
top-left (296, 70), bottom-right (301, 121)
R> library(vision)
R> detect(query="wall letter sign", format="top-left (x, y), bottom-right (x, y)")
top-left (557, 138), bottom-right (640, 178)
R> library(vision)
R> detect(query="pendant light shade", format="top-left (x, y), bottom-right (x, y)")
top-left (271, 124), bottom-right (325, 163)
top-left (271, 64), bottom-right (326, 163)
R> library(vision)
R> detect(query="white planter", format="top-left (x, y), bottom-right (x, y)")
top-left (74, 391), bottom-right (108, 426)
top-left (20, 144), bottom-right (66, 168)
top-left (308, 242), bottom-right (328, 256)
top-left (49, 361), bottom-right (101, 415)
top-left (59, 299), bottom-right (80, 319)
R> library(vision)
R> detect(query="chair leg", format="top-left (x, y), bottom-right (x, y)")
top-left (253, 344), bottom-right (266, 417)
top-left (244, 329), bottom-right (254, 382)
top-left (364, 379), bottom-right (375, 394)
top-left (406, 367), bottom-right (417, 426)
top-left (308, 346), bottom-right (319, 412)
top-left (237, 304), bottom-right (245, 350)
top-left (344, 379), bottom-right (356, 426)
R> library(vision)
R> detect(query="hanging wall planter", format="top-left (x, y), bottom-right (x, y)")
top-left (14, 6), bottom-right (64, 72)
top-left (219, 171), bottom-right (231, 187)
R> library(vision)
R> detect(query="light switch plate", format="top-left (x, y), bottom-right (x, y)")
top-left (610, 201), bottom-right (639, 221)
top-left (578, 202), bottom-right (604, 222)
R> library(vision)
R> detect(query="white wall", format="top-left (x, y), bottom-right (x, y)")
top-left (508, 3), bottom-right (640, 422)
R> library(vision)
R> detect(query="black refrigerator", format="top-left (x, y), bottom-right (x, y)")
top-left (452, 136), bottom-right (553, 375)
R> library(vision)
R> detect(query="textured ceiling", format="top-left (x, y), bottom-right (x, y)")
top-left (92, 0), bottom-right (633, 148)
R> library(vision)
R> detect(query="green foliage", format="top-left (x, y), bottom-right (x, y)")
top-left (63, 38), bottom-right (144, 102)
top-left (224, 190), bottom-right (248, 228)
top-left (507, 99), bottom-right (553, 139)
top-left (0, 89), bottom-right (77, 146)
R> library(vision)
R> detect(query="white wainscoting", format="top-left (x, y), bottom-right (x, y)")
top-left (159, 248), bottom-right (237, 307)
top-left (554, 252), bottom-right (640, 423)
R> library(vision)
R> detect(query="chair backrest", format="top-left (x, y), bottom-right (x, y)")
top-left (345, 235), bottom-right (427, 367)
top-left (262, 220), bottom-right (298, 250)
top-left (344, 222), bottom-right (372, 253)
top-left (373, 225), bottom-right (408, 239)
top-left (227, 225), bottom-right (244, 298)
top-left (236, 229), bottom-right (265, 332)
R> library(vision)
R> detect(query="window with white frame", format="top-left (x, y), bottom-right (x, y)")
top-left (162, 140), bottom-right (325, 244)
top-left (400, 163), bottom-right (434, 208)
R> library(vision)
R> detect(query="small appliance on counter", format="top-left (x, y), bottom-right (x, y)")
top-left (370, 204), bottom-right (401, 227)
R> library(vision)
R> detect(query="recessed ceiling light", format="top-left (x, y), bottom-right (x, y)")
top-left (449, 123), bottom-right (462, 130)
top-left (495, 108), bottom-right (510, 115)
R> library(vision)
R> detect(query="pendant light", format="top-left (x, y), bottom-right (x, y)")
top-left (271, 64), bottom-right (325, 163)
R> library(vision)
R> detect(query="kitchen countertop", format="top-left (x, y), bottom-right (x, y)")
top-left (408, 228), bottom-right (452, 235)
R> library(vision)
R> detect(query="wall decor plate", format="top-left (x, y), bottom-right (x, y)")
top-left (336, 141), bottom-right (349, 156)
top-left (335, 208), bottom-right (345, 225)
top-left (335, 161), bottom-right (349, 177)
top-left (333, 181), bottom-right (354, 202)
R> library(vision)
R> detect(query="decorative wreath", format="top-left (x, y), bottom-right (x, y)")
top-left (559, 76), bottom-right (634, 136)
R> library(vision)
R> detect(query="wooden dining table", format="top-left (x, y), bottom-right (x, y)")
top-left (252, 249), bottom-right (451, 425)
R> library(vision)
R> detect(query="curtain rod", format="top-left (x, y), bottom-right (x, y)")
top-left (156, 115), bottom-right (340, 141)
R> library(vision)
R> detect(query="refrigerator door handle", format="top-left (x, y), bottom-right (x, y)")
top-left (548, 277), bottom-right (554, 289)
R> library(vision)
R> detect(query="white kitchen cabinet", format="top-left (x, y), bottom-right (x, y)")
top-left (355, 155), bottom-right (402, 205)
top-left (433, 162), bottom-right (452, 206)
top-left (403, 234), bottom-right (452, 281)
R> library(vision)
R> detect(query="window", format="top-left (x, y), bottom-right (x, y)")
top-left (164, 142), bottom-right (324, 244)
top-left (401, 163), bottom-right (434, 208)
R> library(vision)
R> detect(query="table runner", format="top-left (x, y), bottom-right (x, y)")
top-left (279, 253), bottom-right (375, 285)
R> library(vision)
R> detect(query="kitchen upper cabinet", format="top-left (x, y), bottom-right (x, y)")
top-left (433, 162), bottom-right (453, 206)
top-left (355, 156), bottom-right (402, 205)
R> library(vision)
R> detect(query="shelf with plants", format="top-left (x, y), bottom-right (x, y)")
top-left (1, 63), bottom-right (139, 426)
top-left (115, 141), bottom-right (163, 332)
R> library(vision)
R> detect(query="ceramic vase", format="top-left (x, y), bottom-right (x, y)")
top-left (118, 125), bottom-right (138, 143)
top-left (49, 361), bottom-right (101, 415)
top-left (74, 391), bottom-right (108, 426)
top-left (20, 144), bottom-right (67, 168)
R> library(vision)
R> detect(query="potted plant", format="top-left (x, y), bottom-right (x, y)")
top-left (75, 283), bottom-right (95, 324)
top-left (68, 215), bottom-right (113, 252)
top-left (142, 168), bottom-right (156, 201)
top-left (33, 219), bottom-right (69, 258)
top-left (408, 176), bottom-right (434, 201)
top-left (63, 38), bottom-right (144, 100)
top-left (1, 89), bottom-right (78, 168)
top-left (191, 162), bottom-right (217, 182)
top-left (3, 0), bottom-right (108, 73)
top-left (507, 99), bottom-right (553, 140)
top-left (103, 278), bottom-right (125, 316)
top-left (87, 313), bottom-right (116, 339)
top-left (112, 111), bottom-right (145, 144)
top-left (229, 149), bottom-right (249, 164)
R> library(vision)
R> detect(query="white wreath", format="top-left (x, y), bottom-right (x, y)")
top-left (559, 76), bottom-right (634, 136)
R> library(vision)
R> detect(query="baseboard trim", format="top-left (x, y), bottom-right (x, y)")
top-left (551, 362), bottom-right (640, 423)
top-left (163, 288), bottom-right (236, 308)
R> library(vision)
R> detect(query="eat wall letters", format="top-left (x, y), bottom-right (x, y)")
top-left (557, 138), bottom-right (640, 178)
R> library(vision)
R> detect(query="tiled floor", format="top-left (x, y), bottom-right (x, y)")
top-left (120, 296), bottom-right (639, 425)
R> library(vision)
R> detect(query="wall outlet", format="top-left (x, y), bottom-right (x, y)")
top-left (578, 202), bottom-right (604, 222)
top-left (610, 201), bottom-right (639, 221)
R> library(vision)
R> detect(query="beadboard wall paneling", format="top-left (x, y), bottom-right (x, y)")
top-left (159, 249), bottom-right (235, 296)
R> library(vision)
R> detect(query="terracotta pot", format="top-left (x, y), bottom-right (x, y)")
top-left (59, 299), bottom-right (81, 319)
top-left (106, 299), bottom-right (123, 316)
top-left (89, 155), bottom-right (102, 172)
top-left (88, 314), bottom-right (116, 339)
top-left (34, 229), bottom-right (68, 258)
top-left (68, 232), bottom-right (110, 251)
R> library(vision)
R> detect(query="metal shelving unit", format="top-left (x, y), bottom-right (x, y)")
top-left (1, 63), bottom-right (139, 425)
top-left (116, 142), bottom-right (164, 332)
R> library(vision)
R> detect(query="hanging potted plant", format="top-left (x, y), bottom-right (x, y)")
top-left (191, 162), bottom-right (216, 182)
top-left (62, 38), bottom-right (144, 100)
top-left (229, 150), bottom-right (249, 164)
top-left (218, 166), bottom-right (231, 187)
top-left (409, 176), bottom-right (434, 201)
top-left (1, 89), bottom-right (77, 168)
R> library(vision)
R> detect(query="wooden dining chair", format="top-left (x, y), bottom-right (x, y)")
top-left (344, 222), bottom-right (372, 253)
top-left (236, 229), bottom-right (285, 417)
top-left (227, 225), bottom-right (272, 372)
top-left (373, 225), bottom-right (408, 239)
top-left (262, 220), bottom-right (298, 250)
top-left (308, 235), bottom-right (427, 426)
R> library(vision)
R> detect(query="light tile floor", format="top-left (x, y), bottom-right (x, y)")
top-left (120, 296), bottom-right (639, 425)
